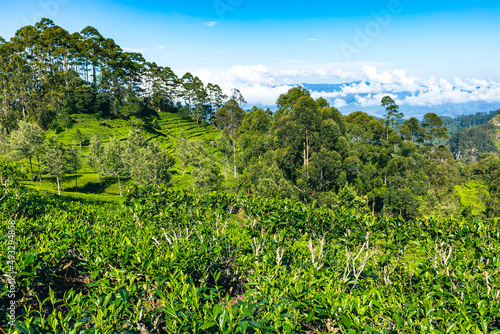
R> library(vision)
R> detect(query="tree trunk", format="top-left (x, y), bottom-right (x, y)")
top-left (29, 157), bottom-right (34, 182)
top-left (37, 155), bottom-right (42, 187)
top-left (233, 139), bottom-right (237, 179)
top-left (75, 168), bottom-right (78, 190)
top-left (99, 174), bottom-right (103, 191)
top-left (372, 200), bottom-right (375, 215)
top-left (117, 175), bottom-right (122, 196)
top-left (56, 176), bottom-right (61, 195)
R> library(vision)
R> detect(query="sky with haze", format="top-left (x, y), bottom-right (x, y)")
top-left (1, 0), bottom-right (500, 112)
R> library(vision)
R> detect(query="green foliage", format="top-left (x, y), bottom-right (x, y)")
top-left (0, 125), bottom-right (8, 158)
top-left (1, 186), bottom-right (500, 333)
top-left (449, 123), bottom-right (499, 161)
top-left (0, 159), bottom-right (24, 201)
top-left (67, 146), bottom-right (81, 190)
top-left (10, 120), bottom-right (45, 182)
top-left (442, 109), bottom-right (499, 134)
top-left (42, 138), bottom-right (67, 195)
top-left (381, 95), bottom-right (403, 139)
top-left (473, 153), bottom-right (500, 218)
top-left (275, 86), bottom-right (311, 116)
top-left (102, 137), bottom-right (128, 196)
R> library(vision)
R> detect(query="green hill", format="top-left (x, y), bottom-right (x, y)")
top-left (20, 112), bottom-right (222, 202)
top-left (490, 113), bottom-right (500, 151)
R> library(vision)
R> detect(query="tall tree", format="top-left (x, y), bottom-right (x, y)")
top-left (74, 129), bottom-right (85, 149)
top-left (276, 86), bottom-right (310, 116)
top-left (421, 112), bottom-right (449, 148)
top-left (103, 137), bottom-right (128, 196)
top-left (381, 96), bottom-right (403, 140)
top-left (191, 77), bottom-right (208, 125)
top-left (43, 138), bottom-right (67, 195)
top-left (230, 88), bottom-right (247, 107)
top-left (207, 83), bottom-right (226, 118)
top-left (214, 99), bottom-right (246, 179)
top-left (10, 120), bottom-right (45, 182)
top-left (400, 117), bottom-right (421, 143)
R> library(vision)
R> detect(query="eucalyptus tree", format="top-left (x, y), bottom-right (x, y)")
top-left (421, 113), bottom-right (449, 148)
top-left (80, 26), bottom-right (105, 86)
top-left (381, 96), bottom-right (403, 140)
top-left (135, 141), bottom-right (175, 186)
top-left (214, 99), bottom-right (246, 179)
top-left (10, 120), bottom-right (45, 183)
top-left (230, 88), bottom-right (247, 108)
top-left (400, 117), bottom-right (421, 143)
top-left (43, 137), bottom-right (67, 195)
top-left (181, 72), bottom-right (195, 114)
top-left (275, 86), bottom-right (310, 117)
top-left (207, 83), bottom-right (226, 117)
top-left (144, 62), bottom-right (178, 112)
top-left (191, 77), bottom-right (209, 125)
top-left (103, 137), bottom-right (128, 196)
top-left (273, 95), bottom-right (342, 200)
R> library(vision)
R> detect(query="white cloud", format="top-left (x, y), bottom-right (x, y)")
top-left (333, 99), bottom-right (348, 109)
top-left (157, 45), bottom-right (167, 51)
top-left (194, 64), bottom-right (500, 108)
top-left (203, 21), bottom-right (218, 27)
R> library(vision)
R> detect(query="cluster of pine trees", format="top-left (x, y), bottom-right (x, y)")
top-left (1, 19), bottom-right (499, 219)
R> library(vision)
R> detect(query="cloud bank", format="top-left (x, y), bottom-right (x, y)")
top-left (195, 65), bottom-right (500, 111)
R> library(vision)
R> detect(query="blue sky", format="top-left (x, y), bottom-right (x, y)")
top-left (1, 0), bottom-right (500, 110)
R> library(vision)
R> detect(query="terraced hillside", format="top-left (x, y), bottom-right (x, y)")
top-left (20, 112), bottom-right (222, 201)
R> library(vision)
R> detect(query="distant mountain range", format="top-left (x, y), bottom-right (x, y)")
top-left (299, 83), bottom-right (500, 119)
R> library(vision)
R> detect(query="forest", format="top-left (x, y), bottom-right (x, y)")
top-left (0, 19), bottom-right (499, 219)
top-left (0, 19), bottom-right (500, 333)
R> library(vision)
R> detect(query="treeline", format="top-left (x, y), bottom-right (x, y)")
top-left (222, 88), bottom-right (460, 218)
top-left (1, 20), bottom-right (500, 220)
top-left (442, 109), bottom-right (500, 134)
top-left (0, 18), bottom-right (230, 132)
top-left (449, 123), bottom-right (499, 161)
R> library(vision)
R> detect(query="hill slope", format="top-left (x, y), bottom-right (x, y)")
top-left (22, 112), bottom-right (222, 201)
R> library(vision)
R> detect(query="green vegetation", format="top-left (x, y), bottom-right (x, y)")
top-left (442, 109), bottom-right (500, 135)
top-left (1, 19), bottom-right (499, 219)
top-left (1, 181), bottom-right (500, 333)
top-left (1, 19), bottom-right (500, 333)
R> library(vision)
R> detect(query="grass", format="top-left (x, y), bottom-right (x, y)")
top-left (14, 111), bottom-right (226, 201)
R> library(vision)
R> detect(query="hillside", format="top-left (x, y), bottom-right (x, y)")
top-left (442, 109), bottom-right (500, 135)
top-left (491, 113), bottom-right (500, 151)
top-left (21, 112), bottom-right (222, 201)
top-left (448, 122), bottom-right (500, 161)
